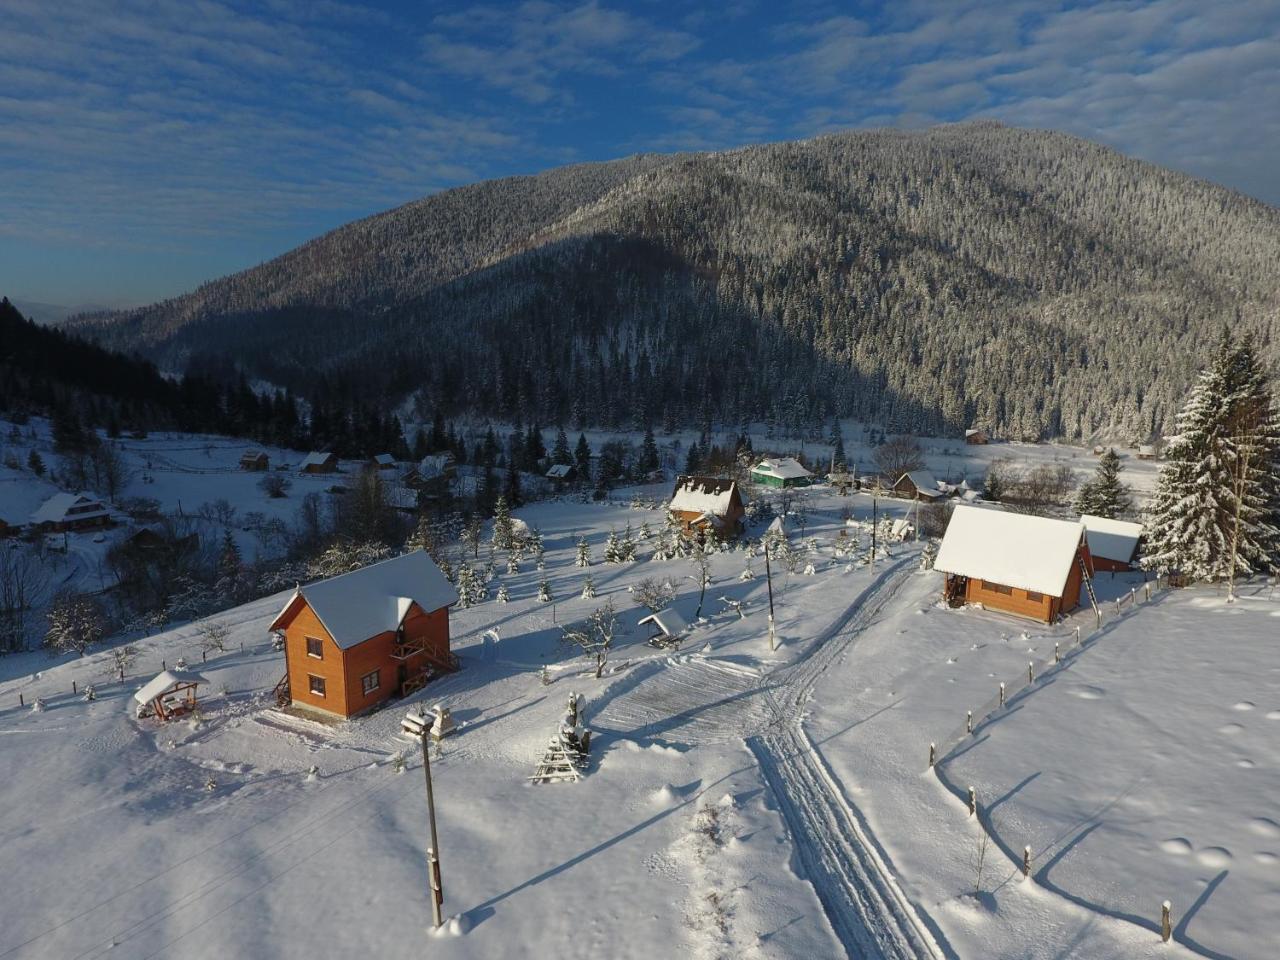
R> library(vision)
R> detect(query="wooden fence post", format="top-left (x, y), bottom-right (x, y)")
top-left (1161, 901), bottom-right (1172, 942)
top-left (929, 742), bottom-right (935, 767)
top-left (1054, 641), bottom-right (1060, 663)
top-left (1027, 662), bottom-right (1034, 684)
top-left (966, 710), bottom-right (973, 734)
top-left (1023, 845), bottom-right (1031, 878)
top-left (1075, 625), bottom-right (1081, 646)
top-left (72, 680), bottom-right (77, 695)
top-left (999, 682), bottom-right (1006, 707)
top-left (18, 693), bottom-right (23, 708)
top-left (967, 786), bottom-right (976, 816)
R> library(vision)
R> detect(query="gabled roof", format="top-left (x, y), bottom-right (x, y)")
top-left (965, 428), bottom-right (986, 437)
top-left (1080, 515), bottom-right (1143, 564)
top-left (371, 453), bottom-right (396, 466)
top-left (298, 451), bottom-right (335, 468)
top-left (637, 608), bottom-right (689, 637)
top-left (751, 457), bottom-right (812, 480)
top-left (670, 476), bottom-right (739, 516)
top-left (417, 453), bottom-right (454, 477)
top-left (133, 670), bottom-right (208, 704)
top-left (269, 550), bottom-right (458, 649)
top-left (897, 471), bottom-right (943, 498)
top-left (31, 492), bottom-right (109, 524)
top-left (933, 506), bottom-right (1085, 597)
top-left (240, 449), bottom-right (267, 459)
top-left (546, 463), bottom-right (575, 478)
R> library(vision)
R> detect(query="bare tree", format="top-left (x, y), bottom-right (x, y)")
top-left (875, 435), bottom-right (925, 481)
top-left (258, 473), bottom-right (291, 498)
top-left (44, 590), bottom-right (106, 656)
top-left (0, 544), bottom-right (51, 652)
top-left (561, 599), bottom-right (618, 678)
top-left (632, 576), bottom-right (676, 613)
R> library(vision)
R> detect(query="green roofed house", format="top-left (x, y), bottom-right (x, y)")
top-left (750, 457), bottom-right (813, 488)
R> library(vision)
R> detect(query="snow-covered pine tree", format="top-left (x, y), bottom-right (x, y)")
top-left (552, 427), bottom-right (572, 466)
top-left (621, 523), bottom-right (637, 561)
top-left (575, 536), bottom-right (591, 567)
top-left (537, 577), bottom-right (552, 602)
top-left (581, 574), bottom-right (596, 599)
top-left (455, 565), bottom-right (477, 608)
top-left (1074, 448), bottom-right (1132, 518)
top-left (1144, 335), bottom-right (1280, 583)
top-left (492, 496), bottom-right (514, 549)
top-left (496, 582), bottom-right (510, 603)
top-left (604, 530), bottom-right (621, 563)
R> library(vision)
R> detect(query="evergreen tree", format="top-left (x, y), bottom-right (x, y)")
top-left (27, 449), bottom-right (44, 476)
top-left (575, 536), bottom-right (591, 568)
top-left (537, 577), bottom-right (552, 602)
top-left (504, 463), bottom-right (523, 507)
top-left (1144, 336), bottom-right (1280, 583)
top-left (604, 530), bottom-right (621, 563)
top-left (495, 582), bottom-right (510, 603)
top-left (832, 433), bottom-right (847, 471)
top-left (574, 433), bottom-right (592, 481)
top-left (1074, 448), bottom-right (1132, 518)
top-left (552, 427), bottom-right (572, 465)
top-left (492, 496), bottom-right (514, 549)
top-left (581, 574), bottom-right (596, 599)
top-left (685, 439), bottom-right (701, 474)
top-left (639, 427), bottom-right (660, 474)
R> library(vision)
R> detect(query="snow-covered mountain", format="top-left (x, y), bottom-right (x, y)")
top-left (73, 122), bottom-right (1280, 442)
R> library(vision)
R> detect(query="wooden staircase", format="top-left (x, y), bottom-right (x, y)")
top-left (273, 674), bottom-right (290, 708)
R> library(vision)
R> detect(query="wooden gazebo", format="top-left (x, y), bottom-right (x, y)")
top-left (133, 670), bottom-right (209, 720)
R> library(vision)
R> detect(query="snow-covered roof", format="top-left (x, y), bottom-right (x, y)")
top-left (372, 453), bottom-right (396, 466)
top-left (1138, 444), bottom-right (1158, 456)
top-left (637, 608), bottom-right (689, 637)
top-left (546, 464), bottom-right (574, 478)
top-left (898, 471), bottom-right (943, 497)
top-left (298, 451), bottom-right (335, 468)
top-left (933, 506), bottom-right (1085, 597)
top-left (751, 457), bottom-right (812, 480)
top-left (965, 428), bottom-right (986, 438)
top-left (133, 670), bottom-right (209, 704)
top-left (417, 453), bottom-right (453, 477)
top-left (1081, 515), bottom-right (1143, 564)
top-left (669, 477), bottom-right (738, 517)
top-left (30, 492), bottom-right (109, 524)
top-left (270, 550), bottom-right (458, 649)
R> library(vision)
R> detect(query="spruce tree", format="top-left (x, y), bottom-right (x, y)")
top-left (575, 536), bottom-right (591, 568)
top-left (1144, 336), bottom-right (1280, 582)
top-left (552, 427), bottom-right (572, 465)
top-left (492, 496), bottom-right (514, 549)
top-left (639, 427), bottom-right (660, 474)
top-left (1074, 448), bottom-right (1131, 518)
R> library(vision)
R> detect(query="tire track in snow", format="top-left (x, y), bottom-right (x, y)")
top-left (751, 559), bottom-right (946, 960)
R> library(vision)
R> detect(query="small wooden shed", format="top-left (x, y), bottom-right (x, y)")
top-left (892, 471), bottom-right (944, 502)
top-left (298, 451), bottom-right (339, 474)
top-left (964, 428), bottom-right (989, 445)
top-left (239, 450), bottom-right (269, 471)
top-left (638, 608), bottom-right (690, 648)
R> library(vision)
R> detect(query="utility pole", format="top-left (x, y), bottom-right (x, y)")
top-left (871, 496), bottom-right (877, 565)
top-left (764, 548), bottom-right (777, 651)
top-left (401, 710), bottom-right (444, 928)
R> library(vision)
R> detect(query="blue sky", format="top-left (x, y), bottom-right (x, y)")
top-left (2, 0), bottom-right (1277, 306)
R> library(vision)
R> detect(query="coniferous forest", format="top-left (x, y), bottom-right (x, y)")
top-left (67, 123), bottom-right (1280, 443)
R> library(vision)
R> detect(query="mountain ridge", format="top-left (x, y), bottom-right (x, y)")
top-left (72, 122), bottom-right (1280, 442)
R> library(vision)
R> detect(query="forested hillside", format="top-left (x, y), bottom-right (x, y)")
top-left (74, 122), bottom-right (1280, 442)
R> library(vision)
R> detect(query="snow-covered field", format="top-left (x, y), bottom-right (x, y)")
top-left (2, 478), bottom-right (1274, 959)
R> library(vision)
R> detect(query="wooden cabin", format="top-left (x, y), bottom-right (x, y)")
top-left (239, 450), bottom-right (269, 471)
top-left (404, 453), bottom-right (456, 490)
top-left (964, 428), bottom-right (989, 445)
top-left (545, 463), bottom-right (577, 487)
top-left (369, 453), bottom-right (397, 471)
top-left (750, 457), bottom-right (813, 488)
top-left (668, 476), bottom-right (745, 538)
top-left (298, 451), bottom-right (339, 474)
top-left (30, 492), bottom-right (111, 532)
top-left (269, 550), bottom-right (459, 719)
top-left (1137, 444), bottom-right (1159, 460)
top-left (1080, 515), bottom-right (1143, 572)
top-left (933, 506), bottom-right (1094, 623)
top-left (892, 471), bottom-right (945, 502)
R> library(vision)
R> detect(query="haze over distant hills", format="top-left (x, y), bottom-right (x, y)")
top-left (71, 122), bottom-right (1280, 442)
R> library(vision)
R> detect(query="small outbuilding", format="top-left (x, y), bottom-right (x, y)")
top-left (964, 428), bottom-right (989, 445)
top-left (545, 463), bottom-right (577, 485)
top-left (1080, 515), bottom-right (1144, 572)
top-left (668, 476), bottom-right (745, 538)
top-left (298, 451), bottom-right (339, 473)
top-left (638, 608), bottom-right (689, 648)
top-left (239, 450), bottom-right (270, 471)
top-left (31, 492), bottom-right (112, 532)
top-left (369, 453), bottom-right (397, 471)
top-left (269, 550), bottom-right (459, 719)
top-left (134, 670), bottom-right (209, 720)
top-left (750, 457), bottom-right (813, 488)
top-left (892, 471), bottom-right (944, 502)
top-left (1137, 444), bottom-right (1159, 460)
top-left (933, 506), bottom-right (1094, 623)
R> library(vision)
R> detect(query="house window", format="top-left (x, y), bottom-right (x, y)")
top-left (361, 670), bottom-right (380, 696)
top-left (308, 675), bottom-right (326, 697)
top-left (305, 637), bottom-right (323, 659)
top-left (1026, 591), bottom-right (1044, 602)
top-left (983, 581), bottom-right (1012, 595)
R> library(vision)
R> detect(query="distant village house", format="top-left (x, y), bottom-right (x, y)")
top-left (298, 451), bottom-right (339, 474)
top-left (964, 428), bottom-right (989, 445)
top-left (239, 450), bottom-right (269, 471)
top-left (892, 471), bottom-right (945, 501)
top-left (269, 550), bottom-right (459, 720)
top-left (668, 476), bottom-right (745, 538)
top-left (30, 493), bottom-right (112, 532)
top-left (933, 506), bottom-right (1094, 623)
top-left (369, 453), bottom-right (397, 471)
top-left (750, 457), bottom-right (813, 488)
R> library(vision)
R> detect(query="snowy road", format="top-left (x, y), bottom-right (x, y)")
top-left (750, 559), bottom-right (946, 960)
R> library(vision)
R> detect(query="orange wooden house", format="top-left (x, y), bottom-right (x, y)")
top-left (269, 550), bottom-right (459, 719)
top-left (933, 506), bottom-right (1095, 623)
